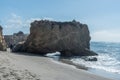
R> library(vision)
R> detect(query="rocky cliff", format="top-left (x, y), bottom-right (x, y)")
top-left (15, 20), bottom-right (97, 57)
top-left (4, 31), bottom-right (28, 47)
top-left (0, 25), bottom-right (7, 51)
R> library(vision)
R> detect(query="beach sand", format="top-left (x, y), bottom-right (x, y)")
top-left (0, 50), bottom-right (112, 80)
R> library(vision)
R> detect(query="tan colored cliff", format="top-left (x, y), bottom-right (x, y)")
top-left (0, 25), bottom-right (7, 51)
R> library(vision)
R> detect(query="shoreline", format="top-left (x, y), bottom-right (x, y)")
top-left (0, 51), bottom-right (113, 80)
top-left (60, 58), bottom-right (88, 70)
top-left (55, 56), bottom-right (120, 80)
top-left (57, 58), bottom-right (120, 80)
top-left (51, 58), bottom-right (115, 80)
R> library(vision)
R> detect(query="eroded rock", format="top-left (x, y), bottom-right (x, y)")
top-left (4, 31), bottom-right (28, 48)
top-left (19, 20), bottom-right (97, 57)
top-left (0, 25), bottom-right (7, 51)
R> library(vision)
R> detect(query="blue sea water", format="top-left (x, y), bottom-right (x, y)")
top-left (71, 42), bottom-right (120, 80)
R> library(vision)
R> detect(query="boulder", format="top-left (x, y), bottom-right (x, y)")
top-left (81, 56), bottom-right (97, 61)
top-left (20, 20), bottom-right (97, 57)
top-left (12, 41), bottom-right (25, 52)
top-left (0, 25), bottom-right (7, 51)
top-left (4, 31), bottom-right (28, 48)
top-left (13, 31), bottom-right (24, 36)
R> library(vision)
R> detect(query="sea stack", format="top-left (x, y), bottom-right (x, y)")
top-left (13, 20), bottom-right (97, 57)
top-left (0, 25), bottom-right (7, 51)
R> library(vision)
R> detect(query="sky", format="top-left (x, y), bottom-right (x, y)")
top-left (0, 0), bottom-right (120, 42)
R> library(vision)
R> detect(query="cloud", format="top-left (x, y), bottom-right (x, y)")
top-left (4, 13), bottom-right (23, 29)
top-left (4, 13), bottom-right (54, 29)
top-left (25, 18), bottom-right (41, 27)
top-left (43, 17), bottom-right (54, 20)
top-left (25, 17), bottom-right (54, 27)
top-left (91, 30), bottom-right (120, 42)
top-left (3, 13), bottom-right (29, 34)
top-left (26, 17), bottom-right (53, 23)
top-left (2, 13), bottom-right (54, 35)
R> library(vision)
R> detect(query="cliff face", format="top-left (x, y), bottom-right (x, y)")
top-left (4, 31), bottom-right (28, 47)
top-left (0, 25), bottom-right (7, 51)
top-left (21, 20), bottom-right (97, 57)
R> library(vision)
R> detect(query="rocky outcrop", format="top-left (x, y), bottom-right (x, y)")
top-left (4, 31), bottom-right (28, 48)
top-left (0, 25), bottom-right (7, 51)
top-left (15, 20), bottom-right (97, 57)
top-left (12, 41), bottom-right (25, 52)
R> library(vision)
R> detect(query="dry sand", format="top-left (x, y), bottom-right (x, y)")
top-left (0, 51), bottom-right (40, 80)
top-left (0, 50), bottom-right (112, 80)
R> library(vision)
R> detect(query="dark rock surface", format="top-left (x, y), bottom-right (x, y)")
top-left (81, 56), bottom-right (97, 61)
top-left (12, 41), bottom-right (25, 52)
top-left (16, 20), bottom-right (97, 57)
top-left (4, 31), bottom-right (28, 48)
top-left (0, 25), bottom-right (7, 51)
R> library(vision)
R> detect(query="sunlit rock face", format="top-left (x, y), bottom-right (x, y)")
top-left (18, 20), bottom-right (97, 57)
top-left (0, 25), bottom-right (7, 51)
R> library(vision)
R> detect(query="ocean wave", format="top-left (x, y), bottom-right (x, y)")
top-left (71, 54), bottom-right (120, 74)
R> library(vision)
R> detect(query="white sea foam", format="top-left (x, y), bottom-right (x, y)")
top-left (45, 52), bottom-right (61, 57)
top-left (71, 54), bottom-right (120, 74)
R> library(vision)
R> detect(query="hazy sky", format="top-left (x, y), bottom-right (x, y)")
top-left (0, 0), bottom-right (120, 42)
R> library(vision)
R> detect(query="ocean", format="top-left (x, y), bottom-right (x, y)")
top-left (71, 42), bottom-right (120, 80)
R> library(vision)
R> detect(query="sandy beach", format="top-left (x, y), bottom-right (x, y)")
top-left (0, 50), bottom-right (112, 80)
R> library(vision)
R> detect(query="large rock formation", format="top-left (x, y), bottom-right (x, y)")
top-left (4, 31), bottom-right (28, 47)
top-left (0, 25), bottom-right (7, 51)
top-left (15, 20), bottom-right (97, 57)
